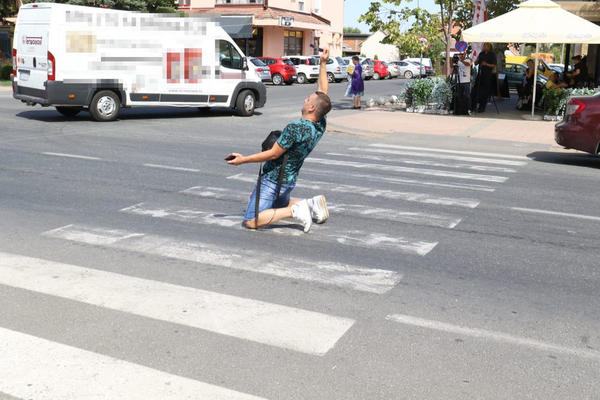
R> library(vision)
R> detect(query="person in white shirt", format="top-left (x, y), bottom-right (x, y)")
top-left (453, 51), bottom-right (472, 114)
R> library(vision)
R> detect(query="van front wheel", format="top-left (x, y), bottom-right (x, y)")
top-left (90, 90), bottom-right (120, 122)
top-left (56, 106), bottom-right (83, 117)
top-left (236, 90), bottom-right (255, 117)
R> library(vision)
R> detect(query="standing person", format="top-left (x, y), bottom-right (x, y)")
top-left (453, 51), bottom-right (472, 115)
top-left (225, 48), bottom-right (332, 233)
top-left (349, 56), bottom-right (364, 109)
top-left (473, 43), bottom-right (497, 113)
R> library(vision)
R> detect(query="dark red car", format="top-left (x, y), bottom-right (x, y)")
top-left (257, 57), bottom-right (297, 85)
top-left (372, 60), bottom-right (390, 80)
top-left (555, 94), bottom-right (600, 155)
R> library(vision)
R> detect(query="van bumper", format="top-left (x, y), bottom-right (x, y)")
top-left (13, 80), bottom-right (125, 106)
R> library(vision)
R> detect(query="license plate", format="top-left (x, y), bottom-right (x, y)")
top-left (19, 70), bottom-right (30, 81)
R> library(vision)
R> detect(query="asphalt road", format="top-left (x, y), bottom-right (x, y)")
top-left (1, 79), bottom-right (599, 400)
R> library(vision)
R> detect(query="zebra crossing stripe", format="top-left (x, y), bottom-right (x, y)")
top-left (184, 184), bottom-right (462, 229)
top-left (0, 326), bottom-right (268, 399)
top-left (368, 143), bottom-right (529, 160)
top-left (0, 251), bottom-right (354, 356)
top-left (42, 225), bottom-right (402, 294)
top-left (305, 157), bottom-right (508, 183)
top-left (326, 152), bottom-right (518, 173)
top-left (120, 203), bottom-right (438, 256)
top-left (351, 147), bottom-right (528, 166)
top-left (224, 174), bottom-right (480, 209)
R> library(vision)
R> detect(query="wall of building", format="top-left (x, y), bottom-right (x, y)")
top-left (190, 0), bottom-right (215, 8)
top-left (262, 26), bottom-right (284, 56)
top-left (361, 31), bottom-right (399, 62)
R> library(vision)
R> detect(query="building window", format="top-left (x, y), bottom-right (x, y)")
top-left (216, 0), bottom-right (264, 4)
top-left (284, 30), bottom-right (303, 56)
top-left (314, 0), bottom-right (321, 14)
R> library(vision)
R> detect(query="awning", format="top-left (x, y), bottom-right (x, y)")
top-left (216, 15), bottom-right (254, 39)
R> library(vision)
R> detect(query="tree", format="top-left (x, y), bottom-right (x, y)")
top-left (344, 27), bottom-right (362, 34)
top-left (1, 0), bottom-right (19, 25)
top-left (22, 0), bottom-right (176, 12)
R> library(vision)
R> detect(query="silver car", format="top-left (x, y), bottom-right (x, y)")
top-left (390, 61), bottom-right (421, 79)
top-left (247, 57), bottom-right (271, 82)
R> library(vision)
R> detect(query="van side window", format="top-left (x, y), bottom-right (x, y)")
top-left (217, 40), bottom-right (243, 70)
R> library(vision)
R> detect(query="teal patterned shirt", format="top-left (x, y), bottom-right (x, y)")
top-left (263, 116), bottom-right (327, 184)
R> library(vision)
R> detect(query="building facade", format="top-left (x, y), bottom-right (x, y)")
top-left (179, 0), bottom-right (344, 57)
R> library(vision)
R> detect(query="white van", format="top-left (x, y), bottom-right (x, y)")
top-left (11, 3), bottom-right (266, 121)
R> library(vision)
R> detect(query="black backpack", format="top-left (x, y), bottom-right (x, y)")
top-left (255, 130), bottom-right (289, 227)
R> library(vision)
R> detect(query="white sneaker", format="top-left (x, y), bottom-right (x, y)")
top-left (291, 200), bottom-right (312, 233)
top-left (308, 195), bottom-right (329, 224)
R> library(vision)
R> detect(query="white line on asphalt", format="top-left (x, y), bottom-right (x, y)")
top-left (305, 157), bottom-right (508, 183)
top-left (43, 224), bottom-right (402, 294)
top-left (143, 163), bottom-right (201, 173)
top-left (369, 143), bottom-right (530, 160)
top-left (0, 327), bottom-right (268, 400)
top-left (187, 183), bottom-right (463, 229)
top-left (226, 174), bottom-right (480, 208)
top-left (302, 168), bottom-right (496, 193)
top-left (386, 314), bottom-right (600, 361)
top-left (0, 251), bottom-right (354, 356)
top-left (41, 152), bottom-right (102, 161)
top-left (348, 147), bottom-right (528, 166)
top-left (327, 152), bottom-right (518, 174)
top-left (511, 207), bottom-right (600, 222)
top-left (121, 203), bottom-right (438, 256)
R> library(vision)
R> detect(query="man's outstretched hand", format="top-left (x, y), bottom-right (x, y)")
top-left (320, 47), bottom-right (330, 63)
top-left (225, 153), bottom-right (243, 165)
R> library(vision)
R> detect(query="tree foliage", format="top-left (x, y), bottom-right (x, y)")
top-left (1, 0), bottom-right (19, 24)
top-left (344, 26), bottom-right (362, 34)
top-left (21, 0), bottom-right (177, 13)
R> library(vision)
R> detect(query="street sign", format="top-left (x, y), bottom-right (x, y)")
top-left (455, 41), bottom-right (468, 52)
top-left (279, 16), bottom-right (294, 27)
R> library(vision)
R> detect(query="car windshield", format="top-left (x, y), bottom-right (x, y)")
top-left (382, 61), bottom-right (389, 66)
top-left (362, 59), bottom-right (374, 66)
top-left (250, 58), bottom-right (266, 67)
top-left (283, 60), bottom-right (294, 66)
top-left (336, 57), bottom-right (345, 65)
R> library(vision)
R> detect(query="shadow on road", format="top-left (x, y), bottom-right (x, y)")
top-left (528, 151), bottom-right (600, 169)
top-left (16, 107), bottom-right (260, 122)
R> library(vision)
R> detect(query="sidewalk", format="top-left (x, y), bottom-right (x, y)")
top-left (328, 95), bottom-right (561, 147)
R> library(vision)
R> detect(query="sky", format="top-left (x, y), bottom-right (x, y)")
top-left (343, 0), bottom-right (439, 33)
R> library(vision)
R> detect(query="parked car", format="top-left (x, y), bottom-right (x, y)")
top-left (342, 57), bottom-right (373, 80)
top-left (549, 63), bottom-right (565, 73)
top-left (257, 57), bottom-right (297, 85)
top-left (390, 60), bottom-right (421, 79)
top-left (505, 62), bottom-right (549, 88)
top-left (316, 56), bottom-right (346, 83)
top-left (384, 61), bottom-right (400, 78)
top-left (371, 60), bottom-right (389, 80)
top-left (287, 55), bottom-right (319, 84)
top-left (404, 57), bottom-right (433, 71)
top-left (555, 94), bottom-right (600, 155)
top-left (247, 57), bottom-right (271, 82)
top-left (406, 61), bottom-right (427, 77)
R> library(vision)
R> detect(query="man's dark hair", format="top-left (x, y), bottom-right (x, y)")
top-left (352, 55), bottom-right (359, 62)
top-left (572, 55), bottom-right (582, 61)
top-left (313, 91), bottom-right (332, 120)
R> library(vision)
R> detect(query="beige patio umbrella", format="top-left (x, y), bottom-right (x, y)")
top-left (463, 0), bottom-right (600, 119)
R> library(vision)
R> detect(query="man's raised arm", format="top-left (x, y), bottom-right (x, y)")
top-left (317, 47), bottom-right (329, 95)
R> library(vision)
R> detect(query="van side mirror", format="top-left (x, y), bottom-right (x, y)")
top-left (243, 58), bottom-right (249, 71)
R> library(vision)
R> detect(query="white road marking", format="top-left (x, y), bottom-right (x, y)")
top-left (369, 143), bottom-right (529, 160)
top-left (303, 168), bottom-right (495, 192)
top-left (43, 225), bottom-right (402, 294)
top-left (0, 251), bottom-right (354, 356)
top-left (386, 314), bottom-right (600, 361)
top-left (121, 203), bottom-right (438, 256)
top-left (351, 147), bottom-right (528, 166)
top-left (0, 327), bottom-right (268, 400)
top-left (41, 152), bottom-right (102, 161)
top-left (186, 184), bottom-right (462, 229)
top-left (511, 207), bottom-right (600, 222)
top-left (143, 163), bottom-right (201, 173)
top-left (225, 174), bottom-right (480, 208)
top-left (327, 152), bottom-right (517, 173)
top-left (305, 157), bottom-right (508, 183)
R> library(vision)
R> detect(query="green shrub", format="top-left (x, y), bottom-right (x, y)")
top-left (412, 78), bottom-right (435, 106)
top-left (401, 80), bottom-right (415, 108)
top-left (0, 63), bottom-right (12, 80)
top-left (431, 78), bottom-right (452, 110)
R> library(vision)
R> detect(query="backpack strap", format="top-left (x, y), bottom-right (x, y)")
top-left (254, 163), bottom-right (262, 229)
top-left (274, 153), bottom-right (289, 200)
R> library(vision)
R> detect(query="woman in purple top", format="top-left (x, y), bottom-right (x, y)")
top-left (350, 56), bottom-right (364, 109)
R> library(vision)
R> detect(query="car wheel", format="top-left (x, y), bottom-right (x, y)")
top-left (89, 90), bottom-right (120, 122)
top-left (364, 76), bottom-right (372, 81)
top-left (236, 90), bottom-right (255, 117)
top-left (327, 72), bottom-right (335, 83)
top-left (297, 73), bottom-right (307, 84)
top-left (386, 73), bottom-right (392, 79)
top-left (55, 106), bottom-right (83, 117)
top-left (272, 73), bottom-right (283, 85)
top-left (373, 72), bottom-right (380, 80)
top-left (404, 70), bottom-right (413, 79)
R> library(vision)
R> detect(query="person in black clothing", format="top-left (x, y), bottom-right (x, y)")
top-left (566, 55), bottom-right (587, 88)
top-left (473, 43), bottom-right (497, 113)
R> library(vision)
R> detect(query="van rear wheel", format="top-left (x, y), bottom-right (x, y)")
top-left (56, 106), bottom-right (83, 117)
top-left (90, 90), bottom-right (120, 122)
top-left (236, 90), bottom-right (255, 117)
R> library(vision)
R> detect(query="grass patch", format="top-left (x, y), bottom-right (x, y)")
top-left (0, 80), bottom-right (11, 87)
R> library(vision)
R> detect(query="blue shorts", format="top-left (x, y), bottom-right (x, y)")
top-left (243, 176), bottom-right (296, 221)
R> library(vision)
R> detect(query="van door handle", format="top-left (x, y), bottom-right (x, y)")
top-left (33, 57), bottom-right (37, 68)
